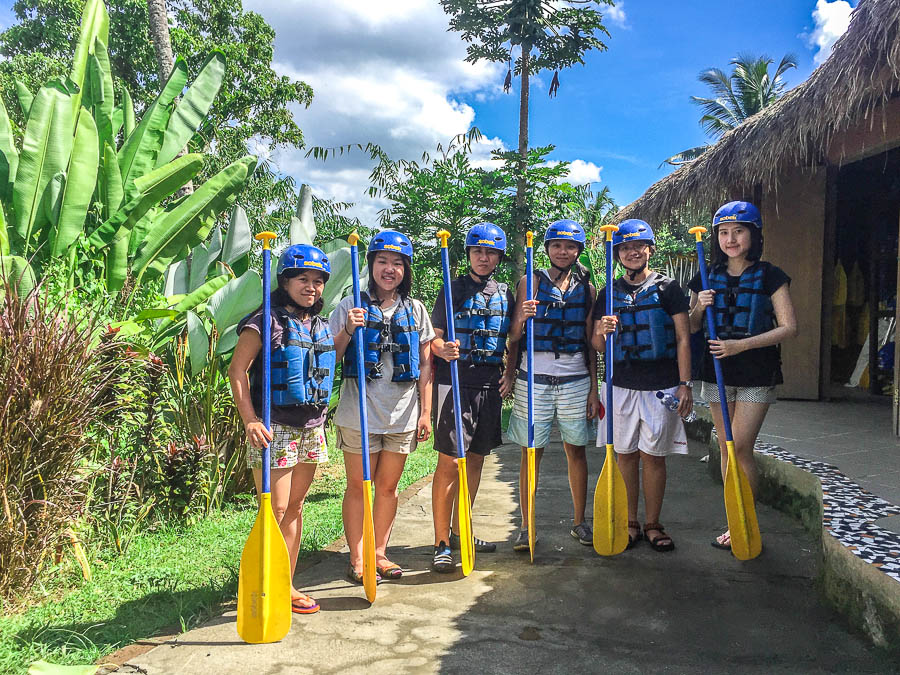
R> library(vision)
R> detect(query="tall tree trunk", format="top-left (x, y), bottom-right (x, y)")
top-left (514, 45), bottom-right (530, 279)
top-left (147, 0), bottom-right (193, 197)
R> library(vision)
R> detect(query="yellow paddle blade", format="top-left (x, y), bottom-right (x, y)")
top-left (457, 458), bottom-right (475, 576)
top-left (724, 442), bottom-right (762, 560)
top-left (237, 493), bottom-right (292, 644)
top-left (593, 445), bottom-right (628, 556)
top-left (527, 447), bottom-right (536, 563)
top-left (362, 480), bottom-right (377, 602)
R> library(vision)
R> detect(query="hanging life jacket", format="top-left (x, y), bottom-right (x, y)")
top-left (343, 293), bottom-right (420, 382)
top-left (268, 310), bottom-right (336, 406)
top-left (708, 262), bottom-right (774, 340)
top-left (612, 276), bottom-right (676, 363)
top-left (454, 279), bottom-right (510, 365)
top-left (530, 270), bottom-right (588, 356)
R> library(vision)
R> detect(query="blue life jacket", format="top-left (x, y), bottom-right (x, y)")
top-left (343, 293), bottom-right (420, 382)
top-left (454, 279), bottom-right (510, 365)
top-left (611, 275), bottom-right (676, 363)
top-left (270, 310), bottom-right (336, 406)
top-left (531, 270), bottom-right (588, 356)
top-left (708, 262), bottom-right (774, 339)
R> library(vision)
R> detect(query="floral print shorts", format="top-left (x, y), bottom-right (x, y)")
top-left (247, 423), bottom-right (329, 470)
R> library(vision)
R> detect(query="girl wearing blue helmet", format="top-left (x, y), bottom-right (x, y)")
top-left (330, 230), bottom-right (435, 582)
top-left (229, 243), bottom-right (335, 614)
top-left (687, 201), bottom-right (797, 551)
top-left (508, 219), bottom-right (600, 551)
top-left (593, 220), bottom-right (693, 552)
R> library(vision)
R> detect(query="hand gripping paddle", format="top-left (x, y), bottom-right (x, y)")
top-left (349, 232), bottom-right (378, 600)
top-left (237, 231), bottom-right (292, 643)
top-left (437, 230), bottom-right (475, 576)
top-left (690, 226), bottom-right (762, 561)
top-left (592, 224), bottom-right (628, 556)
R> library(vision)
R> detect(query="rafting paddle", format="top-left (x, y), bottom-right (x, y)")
top-left (592, 224), bottom-right (629, 556)
top-left (237, 231), bottom-right (292, 644)
top-left (436, 230), bottom-right (475, 576)
top-left (690, 226), bottom-right (762, 561)
top-left (525, 231), bottom-right (537, 562)
top-left (349, 232), bottom-right (378, 600)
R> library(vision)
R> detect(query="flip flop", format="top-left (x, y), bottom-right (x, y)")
top-left (711, 531), bottom-right (731, 550)
top-left (376, 562), bottom-right (403, 579)
top-left (291, 594), bottom-right (320, 614)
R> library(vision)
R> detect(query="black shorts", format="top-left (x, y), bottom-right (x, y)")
top-left (434, 385), bottom-right (503, 457)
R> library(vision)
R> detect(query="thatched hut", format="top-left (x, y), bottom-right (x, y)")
top-left (616, 0), bottom-right (900, 430)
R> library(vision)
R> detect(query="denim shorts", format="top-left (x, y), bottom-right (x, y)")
top-left (507, 374), bottom-right (595, 448)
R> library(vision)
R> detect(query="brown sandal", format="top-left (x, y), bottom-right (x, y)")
top-left (627, 520), bottom-right (643, 549)
top-left (643, 522), bottom-right (675, 552)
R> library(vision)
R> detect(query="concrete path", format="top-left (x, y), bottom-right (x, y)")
top-left (130, 438), bottom-right (895, 674)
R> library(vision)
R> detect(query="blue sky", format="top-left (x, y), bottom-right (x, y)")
top-left (0, 0), bottom-right (858, 221)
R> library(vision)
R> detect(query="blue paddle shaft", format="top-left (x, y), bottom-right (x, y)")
top-left (526, 244), bottom-right (535, 448)
top-left (350, 244), bottom-right (373, 482)
top-left (695, 240), bottom-right (734, 443)
top-left (604, 238), bottom-right (614, 442)
top-left (439, 246), bottom-right (466, 460)
top-left (261, 247), bottom-right (272, 494)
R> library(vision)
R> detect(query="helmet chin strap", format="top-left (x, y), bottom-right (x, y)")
top-left (625, 261), bottom-right (647, 281)
top-left (469, 266), bottom-right (494, 283)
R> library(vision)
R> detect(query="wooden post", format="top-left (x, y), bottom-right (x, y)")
top-left (820, 165), bottom-right (838, 399)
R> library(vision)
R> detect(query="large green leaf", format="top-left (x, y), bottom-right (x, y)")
top-left (156, 51), bottom-right (226, 168)
top-left (291, 183), bottom-right (316, 244)
top-left (52, 108), bottom-right (99, 256)
top-left (99, 141), bottom-right (123, 222)
top-left (0, 201), bottom-right (8, 257)
top-left (88, 153), bottom-right (203, 249)
top-left (69, 0), bottom-right (109, 124)
top-left (12, 81), bottom-right (74, 252)
top-left (320, 241), bottom-right (354, 317)
top-left (121, 85), bottom-right (135, 138)
top-left (88, 39), bottom-right (115, 151)
top-left (206, 268), bottom-right (261, 339)
top-left (15, 80), bottom-right (33, 119)
top-left (117, 59), bottom-right (187, 196)
top-left (186, 310), bottom-right (210, 376)
top-left (131, 155), bottom-right (257, 284)
top-left (222, 205), bottom-right (251, 275)
top-left (40, 171), bottom-right (65, 229)
top-left (188, 242), bottom-right (209, 291)
top-left (106, 229), bottom-right (129, 291)
top-left (0, 255), bottom-right (36, 301)
top-left (163, 259), bottom-right (188, 297)
top-left (207, 225), bottom-right (223, 264)
top-left (0, 97), bottom-right (19, 201)
top-left (173, 273), bottom-right (231, 313)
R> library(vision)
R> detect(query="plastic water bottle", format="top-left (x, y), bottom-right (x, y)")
top-left (656, 391), bottom-right (696, 422)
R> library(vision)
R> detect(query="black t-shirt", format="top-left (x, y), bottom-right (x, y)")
top-left (687, 261), bottom-right (791, 387)
top-left (593, 272), bottom-right (689, 390)
top-left (236, 307), bottom-right (329, 428)
top-left (431, 274), bottom-right (516, 389)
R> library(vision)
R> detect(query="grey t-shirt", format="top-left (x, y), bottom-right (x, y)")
top-left (329, 295), bottom-right (435, 434)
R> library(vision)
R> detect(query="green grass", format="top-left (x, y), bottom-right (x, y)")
top-left (0, 435), bottom-right (438, 674)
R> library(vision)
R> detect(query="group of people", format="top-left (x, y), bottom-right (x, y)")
top-left (227, 201), bottom-right (796, 614)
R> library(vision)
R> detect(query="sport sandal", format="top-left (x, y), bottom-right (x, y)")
top-left (644, 522), bottom-right (675, 552)
top-left (432, 542), bottom-right (454, 573)
top-left (627, 520), bottom-right (644, 550)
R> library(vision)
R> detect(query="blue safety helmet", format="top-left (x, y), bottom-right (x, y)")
top-left (713, 201), bottom-right (762, 229)
top-left (368, 229), bottom-right (414, 263)
top-left (544, 219), bottom-right (586, 252)
top-left (612, 219), bottom-right (655, 249)
top-left (465, 222), bottom-right (507, 254)
top-left (277, 244), bottom-right (331, 281)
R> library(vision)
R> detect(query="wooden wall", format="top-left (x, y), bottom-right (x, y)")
top-left (761, 167), bottom-right (827, 399)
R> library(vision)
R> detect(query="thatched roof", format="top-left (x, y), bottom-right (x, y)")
top-left (614, 0), bottom-right (900, 225)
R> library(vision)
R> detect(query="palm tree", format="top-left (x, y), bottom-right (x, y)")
top-left (662, 53), bottom-right (798, 166)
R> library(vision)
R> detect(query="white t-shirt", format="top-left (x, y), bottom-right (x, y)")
top-left (330, 295), bottom-right (435, 434)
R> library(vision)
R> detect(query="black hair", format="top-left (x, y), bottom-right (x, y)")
top-left (268, 267), bottom-right (325, 317)
top-left (367, 251), bottom-right (412, 300)
top-left (711, 224), bottom-right (764, 266)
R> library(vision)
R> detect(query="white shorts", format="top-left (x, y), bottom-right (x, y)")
top-left (596, 384), bottom-right (688, 457)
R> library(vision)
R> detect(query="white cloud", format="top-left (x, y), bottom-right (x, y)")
top-left (606, 1), bottom-right (627, 28)
top-left (805, 0), bottom-right (854, 66)
top-left (547, 159), bottom-right (603, 186)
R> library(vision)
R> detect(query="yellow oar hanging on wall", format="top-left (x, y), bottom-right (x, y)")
top-left (237, 232), bottom-right (292, 644)
top-left (690, 226), bottom-right (761, 561)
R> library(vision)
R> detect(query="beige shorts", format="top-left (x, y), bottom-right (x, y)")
top-left (336, 425), bottom-right (417, 455)
top-left (247, 423), bottom-right (329, 470)
top-left (700, 382), bottom-right (777, 404)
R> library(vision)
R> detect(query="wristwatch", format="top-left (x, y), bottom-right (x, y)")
top-left (678, 380), bottom-right (693, 388)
